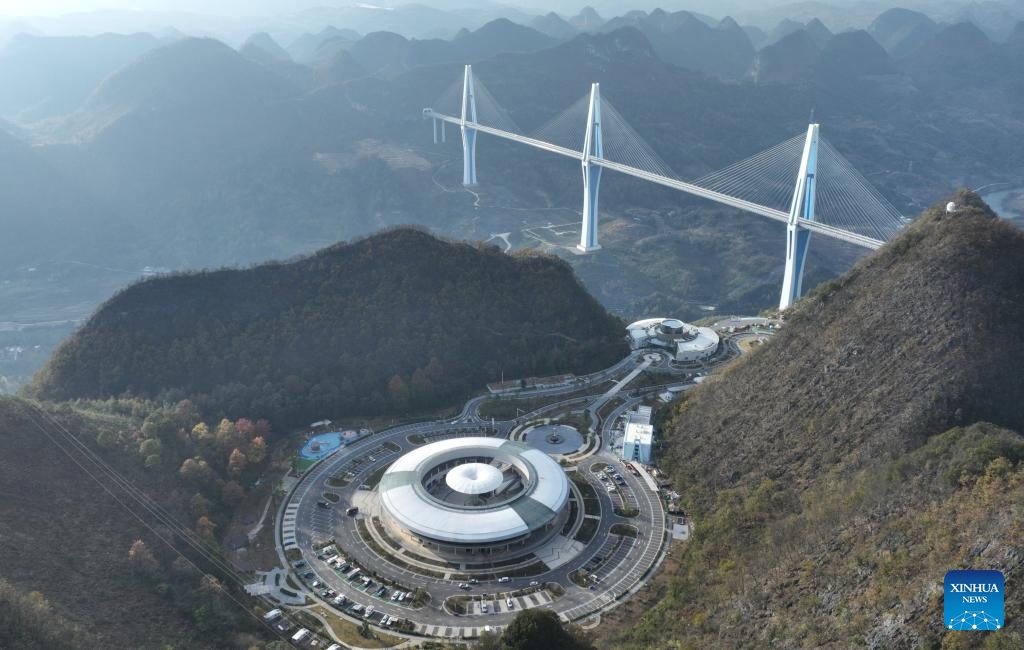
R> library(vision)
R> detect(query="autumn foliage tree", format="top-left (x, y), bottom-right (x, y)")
top-left (227, 448), bottom-right (247, 478)
top-left (127, 539), bottom-right (159, 578)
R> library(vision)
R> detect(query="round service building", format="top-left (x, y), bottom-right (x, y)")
top-left (378, 437), bottom-right (570, 555)
top-left (626, 317), bottom-right (720, 362)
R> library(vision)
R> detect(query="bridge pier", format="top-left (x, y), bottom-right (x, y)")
top-left (577, 83), bottom-right (603, 253)
top-left (779, 123), bottom-right (819, 310)
top-left (432, 118), bottom-right (447, 144)
top-left (460, 64), bottom-right (477, 186)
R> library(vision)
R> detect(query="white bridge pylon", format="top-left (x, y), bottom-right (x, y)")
top-left (423, 65), bottom-right (905, 308)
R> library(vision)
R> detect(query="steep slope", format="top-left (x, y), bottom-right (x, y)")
top-left (752, 29), bottom-right (820, 84)
top-left (529, 12), bottom-right (578, 40)
top-left (315, 48), bottom-right (367, 85)
top-left (901, 22), bottom-right (1002, 86)
top-left (570, 6), bottom-right (605, 31)
top-left (33, 228), bottom-right (627, 427)
top-left (238, 32), bottom-right (291, 65)
top-left (0, 32), bottom-right (165, 122)
top-left (347, 20), bottom-right (557, 78)
top-left (814, 30), bottom-right (895, 81)
top-left (803, 17), bottom-right (833, 47)
top-left (0, 397), bottom-right (264, 649)
top-left (0, 127), bottom-right (127, 269)
top-left (60, 37), bottom-right (299, 145)
top-left (608, 191), bottom-right (1024, 647)
top-left (447, 18), bottom-right (557, 61)
top-left (600, 10), bottom-right (755, 80)
top-left (286, 26), bottom-right (359, 64)
top-left (868, 7), bottom-right (938, 57)
top-left (765, 17), bottom-right (804, 45)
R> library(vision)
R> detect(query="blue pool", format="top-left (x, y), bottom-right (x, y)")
top-left (299, 432), bottom-right (343, 460)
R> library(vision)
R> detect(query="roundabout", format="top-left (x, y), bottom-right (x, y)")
top-left (523, 424), bottom-right (584, 454)
top-left (270, 342), bottom-right (735, 640)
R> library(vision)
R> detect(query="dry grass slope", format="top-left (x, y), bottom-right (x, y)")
top-left (607, 191), bottom-right (1024, 648)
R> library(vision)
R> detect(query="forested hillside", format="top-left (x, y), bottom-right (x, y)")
top-left (606, 191), bottom-right (1024, 648)
top-left (32, 228), bottom-right (627, 427)
top-left (0, 397), bottom-right (270, 649)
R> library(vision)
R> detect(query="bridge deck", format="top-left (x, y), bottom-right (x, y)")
top-left (424, 110), bottom-right (884, 251)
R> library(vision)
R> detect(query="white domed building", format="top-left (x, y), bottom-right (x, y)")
top-left (626, 317), bottom-right (720, 362)
top-left (378, 437), bottom-right (570, 555)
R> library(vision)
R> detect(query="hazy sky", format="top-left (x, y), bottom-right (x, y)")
top-left (0, 0), bottom-right (782, 18)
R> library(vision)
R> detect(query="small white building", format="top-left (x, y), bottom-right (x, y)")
top-left (621, 405), bottom-right (654, 464)
top-left (626, 317), bottom-right (719, 362)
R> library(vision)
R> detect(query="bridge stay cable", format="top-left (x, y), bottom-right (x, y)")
top-left (423, 65), bottom-right (906, 308)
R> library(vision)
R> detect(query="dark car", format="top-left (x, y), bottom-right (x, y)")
top-left (317, 500), bottom-right (331, 508)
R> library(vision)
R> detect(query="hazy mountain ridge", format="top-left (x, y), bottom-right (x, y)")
top-left (604, 191), bottom-right (1024, 647)
top-left (598, 9), bottom-right (755, 79)
top-left (0, 31), bottom-right (168, 122)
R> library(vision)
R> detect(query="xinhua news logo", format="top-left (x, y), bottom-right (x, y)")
top-left (944, 570), bottom-right (1004, 631)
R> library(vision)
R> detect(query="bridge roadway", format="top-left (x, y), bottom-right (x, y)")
top-left (278, 352), bottom-right (670, 639)
top-left (423, 110), bottom-right (885, 251)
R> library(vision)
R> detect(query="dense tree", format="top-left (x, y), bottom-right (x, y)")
top-left (221, 480), bottom-right (244, 507)
top-left (179, 457), bottom-right (215, 487)
top-left (0, 578), bottom-right (88, 649)
top-left (387, 374), bottom-right (410, 409)
top-left (195, 516), bottom-right (216, 540)
top-left (32, 229), bottom-right (627, 430)
top-left (127, 539), bottom-right (159, 578)
top-left (214, 418), bottom-right (238, 452)
top-left (499, 609), bottom-right (595, 650)
top-left (96, 429), bottom-right (117, 449)
top-left (227, 448), bottom-right (247, 478)
top-left (189, 493), bottom-right (211, 518)
top-left (247, 436), bottom-right (267, 464)
top-left (139, 437), bottom-right (162, 458)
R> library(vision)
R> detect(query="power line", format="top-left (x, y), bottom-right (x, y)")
top-left (20, 401), bottom-right (293, 644)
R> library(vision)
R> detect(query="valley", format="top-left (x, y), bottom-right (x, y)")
top-left (2, 3), bottom-right (1024, 649)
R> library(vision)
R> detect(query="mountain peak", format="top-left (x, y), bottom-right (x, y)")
top-left (664, 188), bottom-right (1024, 503)
top-left (87, 37), bottom-right (295, 113)
top-left (804, 17), bottom-right (833, 47)
top-left (571, 6), bottom-right (604, 30)
top-left (239, 32), bottom-right (291, 64)
top-left (816, 29), bottom-right (894, 78)
top-left (529, 11), bottom-right (577, 40)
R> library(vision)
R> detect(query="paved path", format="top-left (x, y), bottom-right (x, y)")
top-left (275, 350), bottom-right (677, 639)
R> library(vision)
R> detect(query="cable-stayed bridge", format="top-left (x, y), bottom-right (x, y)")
top-left (423, 65), bottom-right (907, 309)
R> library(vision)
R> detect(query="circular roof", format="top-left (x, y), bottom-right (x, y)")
top-left (378, 437), bottom-right (570, 544)
top-left (446, 462), bottom-right (503, 494)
